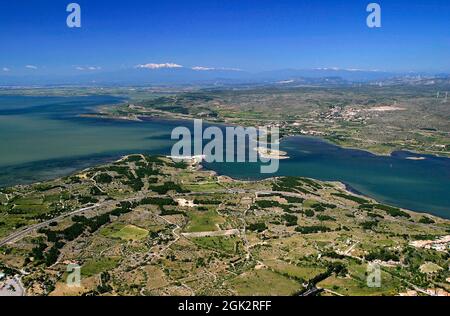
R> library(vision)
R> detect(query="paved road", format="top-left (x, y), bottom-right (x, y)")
top-left (0, 204), bottom-right (101, 247)
top-left (0, 191), bottom-right (152, 247)
top-left (299, 286), bottom-right (323, 296)
top-left (181, 229), bottom-right (241, 238)
top-left (0, 189), bottom-right (312, 247)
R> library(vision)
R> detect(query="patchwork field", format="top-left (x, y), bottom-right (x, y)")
top-left (94, 85), bottom-right (450, 158)
top-left (0, 155), bottom-right (449, 296)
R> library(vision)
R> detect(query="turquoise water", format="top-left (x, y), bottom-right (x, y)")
top-left (0, 95), bottom-right (449, 218)
top-left (205, 137), bottom-right (450, 218)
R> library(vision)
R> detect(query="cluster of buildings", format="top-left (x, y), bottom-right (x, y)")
top-left (410, 235), bottom-right (450, 252)
top-left (399, 288), bottom-right (450, 297)
top-left (318, 106), bottom-right (369, 123)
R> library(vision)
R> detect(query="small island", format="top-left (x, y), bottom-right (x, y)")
top-left (255, 147), bottom-right (290, 160)
top-left (1, 154), bottom-right (449, 296)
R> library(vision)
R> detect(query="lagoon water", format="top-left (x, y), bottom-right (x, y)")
top-left (0, 95), bottom-right (449, 218)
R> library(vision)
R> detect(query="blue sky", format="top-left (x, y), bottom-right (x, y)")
top-left (1, 0), bottom-right (450, 75)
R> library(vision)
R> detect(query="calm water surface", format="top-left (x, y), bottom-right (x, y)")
top-left (0, 95), bottom-right (449, 218)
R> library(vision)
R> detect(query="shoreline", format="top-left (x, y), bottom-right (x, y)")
top-left (1, 141), bottom-right (449, 219)
top-left (1, 110), bottom-right (449, 219)
top-left (343, 182), bottom-right (365, 196)
top-left (2, 152), bottom-right (448, 223)
top-left (2, 153), bottom-right (449, 297)
top-left (254, 147), bottom-right (290, 160)
top-left (85, 110), bottom-right (450, 160)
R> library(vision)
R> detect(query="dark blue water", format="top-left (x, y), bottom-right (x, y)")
top-left (205, 136), bottom-right (450, 218)
top-left (0, 95), bottom-right (449, 218)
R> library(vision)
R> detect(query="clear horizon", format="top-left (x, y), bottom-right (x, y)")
top-left (1, 0), bottom-right (450, 78)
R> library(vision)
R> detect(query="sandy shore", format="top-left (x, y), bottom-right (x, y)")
top-left (254, 147), bottom-right (289, 160)
top-left (405, 156), bottom-right (426, 160)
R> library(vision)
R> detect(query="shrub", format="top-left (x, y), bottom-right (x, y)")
top-left (366, 248), bottom-right (399, 262)
top-left (94, 173), bottom-right (113, 184)
top-left (282, 214), bottom-right (298, 226)
top-left (418, 216), bottom-right (435, 224)
top-left (140, 197), bottom-right (176, 206)
top-left (295, 225), bottom-right (331, 234)
top-left (160, 208), bottom-right (184, 216)
top-left (255, 200), bottom-right (281, 208)
top-left (331, 193), bottom-right (369, 204)
top-left (316, 214), bottom-right (336, 221)
top-left (382, 207), bottom-right (410, 218)
top-left (149, 182), bottom-right (188, 194)
top-left (247, 222), bottom-right (267, 232)
top-left (285, 196), bottom-right (305, 204)
top-left (193, 199), bottom-right (222, 205)
top-left (361, 221), bottom-right (378, 230)
top-left (367, 212), bottom-right (384, 219)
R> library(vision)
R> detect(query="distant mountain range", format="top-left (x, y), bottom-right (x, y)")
top-left (1, 67), bottom-right (449, 87)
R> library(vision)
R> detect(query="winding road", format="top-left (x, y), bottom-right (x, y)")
top-left (0, 188), bottom-right (329, 247)
top-left (0, 204), bottom-right (101, 247)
